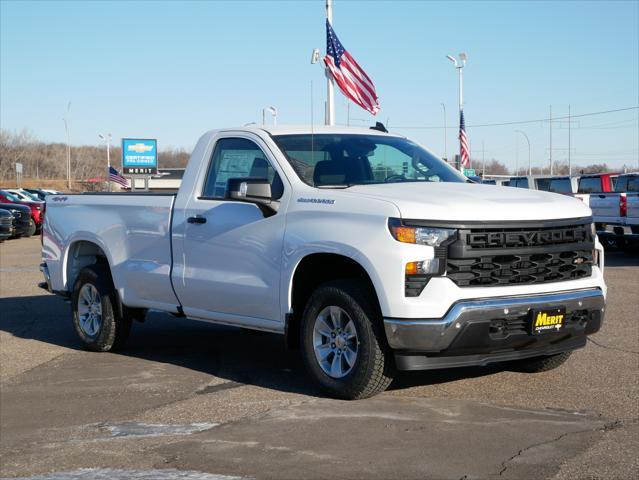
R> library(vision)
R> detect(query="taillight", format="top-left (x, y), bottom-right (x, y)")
top-left (620, 195), bottom-right (627, 217)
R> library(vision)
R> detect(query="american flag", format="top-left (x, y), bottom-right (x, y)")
top-left (324, 20), bottom-right (380, 115)
top-left (459, 110), bottom-right (470, 169)
top-left (108, 166), bottom-right (129, 188)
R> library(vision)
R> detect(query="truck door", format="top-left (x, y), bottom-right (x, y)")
top-left (172, 135), bottom-right (288, 331)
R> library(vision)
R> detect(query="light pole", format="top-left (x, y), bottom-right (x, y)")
top-left (516, 130), bottom-right (531, 175)
top-left (446, 52), bottom-right (467, 173)
top-left (63, 102), bottom-right (71, 190)
top-left (440, 103), bottom-right (447, 161)
top-left (99, 133), bottom-right (112, 191)
top-left (262, 106), bottom-right (277, 125)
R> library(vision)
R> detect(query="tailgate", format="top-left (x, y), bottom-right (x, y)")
top-left (590, 193), bottom-right (620, 223)
top-left (627, 193), bottom-right (639, 225)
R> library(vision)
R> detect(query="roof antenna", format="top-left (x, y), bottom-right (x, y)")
top-left (370, 122), bottom-right (388, 133)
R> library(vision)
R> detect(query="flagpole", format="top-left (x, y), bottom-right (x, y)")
top-left (325, 0), bottom-right (335, 126)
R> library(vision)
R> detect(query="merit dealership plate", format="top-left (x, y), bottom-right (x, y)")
top-left (530, 307), bottom-right (566, 334)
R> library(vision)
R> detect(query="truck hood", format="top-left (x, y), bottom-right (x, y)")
top-left (346, 182), bottom-right (591, 222)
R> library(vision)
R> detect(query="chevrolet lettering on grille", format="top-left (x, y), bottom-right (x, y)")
top-left (467, 228), bottom-right (588, 248)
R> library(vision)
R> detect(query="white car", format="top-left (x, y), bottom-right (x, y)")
top-left (40, 126), bottom-right (606, 399)
top-left (5, 188), bottom-right (43, 202)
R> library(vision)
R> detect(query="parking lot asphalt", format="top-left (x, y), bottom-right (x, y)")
top-left (1, 237), bottom-right (637, 480)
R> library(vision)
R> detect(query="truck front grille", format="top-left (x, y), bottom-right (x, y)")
top-left (445, 219), bottom-right (594, 288)
top-left (447, 250), bottom-right (593, 287)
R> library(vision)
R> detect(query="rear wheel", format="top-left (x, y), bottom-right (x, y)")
top-left (71, 264), bottom-right (131, 352)
top-left (505, 351), bottom-right (572, 373)
top-left (24, 219), bottom-right (36, 237)
top-left (300, 279), bottom-right (394, 400)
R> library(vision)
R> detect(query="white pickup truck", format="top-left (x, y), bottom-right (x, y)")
top-left (590, 173), bottom-right (639, 250)
top-left (41, 126), bottom-right (607, 399)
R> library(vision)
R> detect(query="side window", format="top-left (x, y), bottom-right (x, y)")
top-left (536, 178), bottom-right (551, 191)
top-left (578, 177), bottom-right (601, 193)
top-left (202, 138), bottom-right (278, 199)
top-left (549, 178), bottom-right (572, 193)
top-left (615, 177), bottom-right (628, 193)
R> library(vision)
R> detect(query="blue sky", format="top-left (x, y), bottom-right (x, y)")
top-left (1, 0), bottom-right (638, 170)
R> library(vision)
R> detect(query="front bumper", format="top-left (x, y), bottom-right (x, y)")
top-left (384, 288), bottom-right (605, 370)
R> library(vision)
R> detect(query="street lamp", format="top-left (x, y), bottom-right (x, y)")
top-left (98, 133), bottom-right (112, 191)
top-left (446, 52), bottom-right (467, 172)
top-left (515, 130), bottom-right (532, 176)
top-left (440, 103), bottom-right (447, 161)
top-left (262, 106), bottom-right (278, 126)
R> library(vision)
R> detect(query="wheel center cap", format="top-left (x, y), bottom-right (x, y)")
top-left (335, 335), bottom-right (346, 349)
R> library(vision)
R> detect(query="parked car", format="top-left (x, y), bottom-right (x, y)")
top-left (0, 209), bottom-right (14, 242)
top-left (0, 190), bottom-right (44, 232)
top-left (0, 203), bottom-right (35, 237)
top-left (41, 125), bottom-right (606, 400)
top-left (5, 188), bottom-right (41, 202)
top-left (22, 188), bottom-right (48, 201)
top-left (507, 175), bottom-right (577, 195)
top-left (590, 173), bottom-right (639, 249)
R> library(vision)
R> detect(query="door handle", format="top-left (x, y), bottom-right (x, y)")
top-left (187, 216), bottom-right (207, 224)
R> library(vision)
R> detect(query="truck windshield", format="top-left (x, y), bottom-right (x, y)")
top-left (272, 134), bottom-right (466, 187)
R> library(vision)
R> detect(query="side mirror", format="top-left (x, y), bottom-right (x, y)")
top-left (227, 178), bottom-right (272, 205)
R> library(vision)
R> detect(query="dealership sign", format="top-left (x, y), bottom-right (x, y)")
top-left (122, 138), bottom-right (157, 175)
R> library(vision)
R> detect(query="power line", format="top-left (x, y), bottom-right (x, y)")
top-left (393, 106), bottom-right (639, 129)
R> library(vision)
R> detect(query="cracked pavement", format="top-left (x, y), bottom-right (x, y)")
top-left (1, 238), bottom-right (638, 479)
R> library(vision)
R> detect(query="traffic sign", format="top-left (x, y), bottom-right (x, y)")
top-left (463, 168), bottom-right (476, 177)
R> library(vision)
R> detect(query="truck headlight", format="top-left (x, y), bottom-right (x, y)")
top-left (388, 219), bottom-right (457, 247)
top-left (389, 219), bottom-right (457, 297)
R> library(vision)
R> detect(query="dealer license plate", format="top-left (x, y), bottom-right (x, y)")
top-left (530, 307), bottom-right (566, 335)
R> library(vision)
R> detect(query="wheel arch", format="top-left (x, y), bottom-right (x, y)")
top-left (65, 238), bottom-right (146, 322)
top-left (64, 238), bottom-right (113, 293)
top-left (286, 252), bottom-right (383, 350)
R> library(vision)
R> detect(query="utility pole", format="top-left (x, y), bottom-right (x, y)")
top-left (568, 104), bottom-right (572, 177)
top-left (515, 134), bottom-right (519, 176)
top-left (325, 0), bottom-right (335, 126)
top-left (63, 102), bottom-right (71, 190)
top-left (441, 103), bottom-right (447, 161)
top-left (482, 140), bottom-right (485, 177)
top-left (549, 105), bottom-right (553, 175)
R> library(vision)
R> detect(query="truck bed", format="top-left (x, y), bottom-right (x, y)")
top-left (43, 193), bottom-right (180, 312)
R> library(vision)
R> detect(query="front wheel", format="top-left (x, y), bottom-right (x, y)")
top-left (71, 264), bottom-right (131, 352)
top-left (300, 280), bottom-right (394, 400)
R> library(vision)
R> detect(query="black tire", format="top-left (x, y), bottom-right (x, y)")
top-left (24, 219), bottom-right (36, 237)
top-left (505, 351), bottom-right (572, 373)
top-left (300, 279), bottom-right (394, 400)
top-left (71, 264), bottom-right (131, 352)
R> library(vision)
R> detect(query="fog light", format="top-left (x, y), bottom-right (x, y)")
top-left (406, 259), bottom-right (440, 275)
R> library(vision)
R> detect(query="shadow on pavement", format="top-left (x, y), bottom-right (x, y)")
top-left (604, 249), bottom-right (639, 267)
top-left (0, 294), bottom-right (503, 396)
